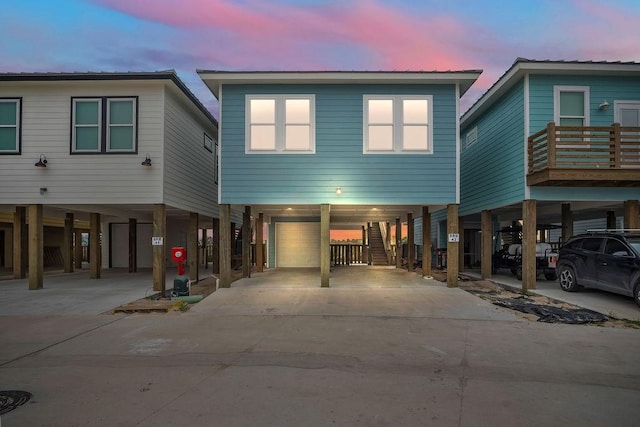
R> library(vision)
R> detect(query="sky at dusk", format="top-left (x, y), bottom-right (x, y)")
top-left (2, 0), bottom-right (639, 117)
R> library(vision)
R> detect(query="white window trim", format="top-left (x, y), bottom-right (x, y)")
top-left (465, 126), bottom-right (478, 149)
top-left (106, 97), bottom-right (137, 152)
top-left (553, 86), bottom-right (590, 126)
top-left (363, 94), bottom-right (433, 154)
top-left (0, 98), bottom-right (20, 153)
top-left (72, 98), bottom-right (102, 153)
top-left (204, 133), bottom-right (214, 152)
top-left (245, 94), bottom-right (316, 154)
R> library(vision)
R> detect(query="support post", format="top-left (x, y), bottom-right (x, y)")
top-left (321, 204), bottom-right (330, 287)
top-left (212, 217), bottom-right (220, 274)
top-left (152, 204), bottom-right (166, 294)
top-left (561, 203), bottom-right (573, 243)
top-left (522, 200), bottom-right (537, 291)
top-left (242, 206), bottom-right (251, 278)
top-left (362, 225), bottom-right (368, 265)
top-left (74, 229), bottom-right (83, 269)
top-left (28, 204), bottom-right (43, 290)
top-left (624, 200), bottom-right (639, 229)
top-left (63, 213), bottom-right (74, 273)
top-left (480, 210), bottom-right (493, 279)
top-left (395, 217), bottom-right (402, 269)
top-left (446, 204), bottom-right (459, 287)
top-left (189, 212), bottom-right (199, 282)
top-left (90, 213), bottom-right (101, 280)
top-left (219, 205), bottom-right (231, 288)
top-left (256, 212), bottom-right (264, 272)
top-left (202, 228), bottom-right (208, 269)
top-left (606, 210), bottom-right (616, 230)
top-left (458, 216), bottom-right (465, 272)
top-left (422, 206), bottom-right (431, 277)
top-left (407, 213), bottom-right (414, 271)
top-left (129, 218), bottom-right (137, 273)
top-left (13, 206), bottom-right (26, 279)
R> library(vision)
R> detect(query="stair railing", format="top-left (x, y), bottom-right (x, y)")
top-left (378, 221), bottom-right (393, 265)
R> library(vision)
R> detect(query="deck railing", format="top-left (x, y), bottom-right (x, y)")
top-left (528, 122), bottom-right (640, 173)
top-left (331, 244), bottom-right (365, 265)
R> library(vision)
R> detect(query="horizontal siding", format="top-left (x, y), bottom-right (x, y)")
top-left (221, 84), bottom-right (458, 205)
top-left (163, 88), bottom-right (219, 217)
top-left (460, 80), bottom-right (525, 216)
top-left (529, 74), bottom-right (640, 201)
top-left (0, 81), bottom-right (164, 204)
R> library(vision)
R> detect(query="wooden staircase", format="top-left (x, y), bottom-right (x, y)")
top-left (368, 223), bottom-right (389, 266)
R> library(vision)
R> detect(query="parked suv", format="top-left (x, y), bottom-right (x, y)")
top-left (556, 230), bottom-right (640, 308)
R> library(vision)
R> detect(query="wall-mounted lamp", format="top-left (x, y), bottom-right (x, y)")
top-left (599, 100), bottom-right (609, 111)
top-left (335, 186), bottom-right (342, 195)
top-left (141, 154), bottom-right (152, 167)
top-left (39, 187), bottom-right (47, 195)
top-left (35, 154), bottom-right (48, 168)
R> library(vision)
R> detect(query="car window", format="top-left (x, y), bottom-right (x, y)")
top-left (563, 238), bottom-right (583, 250)
top-left (604, 239), bottom-right (630, 257)
top-left (581, 238), bottom-right (603, 253)
top-left (626, 238), bottom-right (640, 255)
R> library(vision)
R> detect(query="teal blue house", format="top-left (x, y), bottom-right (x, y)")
top-left (454, 59), bottom-right (640, 289)
top-left (198, 70), bottom-right (481, 286)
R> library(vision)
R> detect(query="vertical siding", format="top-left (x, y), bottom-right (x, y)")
top-left (220, 84), bottom-right (458, 205)
top-left (460, 80), bottom-right (525, 216)
top-left (163, 87), bottom-right (219, 217)
top-left (0, 81), bottom-right (164, 204)
top-left (529, 74), bottom-right (640, 201)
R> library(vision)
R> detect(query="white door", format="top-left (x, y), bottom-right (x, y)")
top-left (615, 101), bottom-right (640, 168)
top-left (275, 222), bottom-right (320, 267)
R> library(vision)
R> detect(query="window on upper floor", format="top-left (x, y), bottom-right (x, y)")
top-left (0, 98), bottom-right (21, 154)
top-left (71, 97), bottom-right (137, 153)
top-left (363, 95), bottom-right (432, 154)
top-left (554, 86), bottom-right (589, 127)
top-left (465, 126), bottom-right (478, 150)
top-left (204, 133), bottom-right (214, 152)
top-left (245, 95), bottom-right (315, 154)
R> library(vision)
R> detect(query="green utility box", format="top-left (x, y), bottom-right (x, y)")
top-left (173, 276), bottom-right (189, 296)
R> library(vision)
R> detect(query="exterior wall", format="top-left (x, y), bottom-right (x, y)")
top-left (0, 80), bottom-right (164, 204)
top-left (460, 80), bottom-right (525, 216)
top-left (162, 87), bottom-right (219, 217)
top-left (109, 222), bottom-right (153, 269)
top-left (528, 74), bottom-right (640, 201)
top-left (220, 84), bottom-right (459, 205)
top-left (267, 216), bottom-right (319, 268)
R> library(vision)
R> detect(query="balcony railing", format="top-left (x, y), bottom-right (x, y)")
top-left (527, 122), bottom-right (640, 186)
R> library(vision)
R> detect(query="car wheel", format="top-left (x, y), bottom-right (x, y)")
top-left (545, 272), bottom-right (557, 281)
top-left (634, 282), bottom-right (640, 308)
top-left (558, 265), bottom-right (579, 292)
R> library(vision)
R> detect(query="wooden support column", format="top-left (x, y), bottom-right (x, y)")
top-left (395, 217), bottom-right (402, 269)
top-left (219, 205), bottom-right (231, 288)
top-left (202, 228), bottom-right (208, 269)
top-left (522, 200), bottom-right (537, 291)
top-left (458, 216), bottom-right (465, 272)
top-left (242, 206), bottom-right (251, 278)
top-left (152, 205), bottom-right (166, 294)
top-left (407, 213), bottom-right (414, 271)
top-left (362, 225), bottom-right (368, 265)
top-left (74, 229), bottom-right (83, 269)
top-left (63, 213), bottom-right (74, 273)
top-left (481, 210), bottom-right (493, 279)
top-left (13, 206), bottom-right (26, 279)
top-left (367, 223), bottom-right (373, 264)
top-left (89, 213), bottom-right (101, 280)
top-left (446, 204), bottom-right (459, 287)
top-left (189, 212), bottom-right (199, 282)
top-left (256, 212), bottom-right (264, 272)
top-left (212, 217), bottom-right (220, 274)
top-left (320, 204), bottom-right (330, 287)
top-left (561, 203), bottom-right (573, 243)
top-left (28, 204), bottom-right (43, 290)
top-left (129, 218), bottom-right (137, 273)
top-left (606, 210), bottom-right (616, 230)
top-left (624, 200), bottom-right (639, 229)
top-left (385, 221), bottom-right (391, 264)
top-left (422, 207), bottom-right (431, 277)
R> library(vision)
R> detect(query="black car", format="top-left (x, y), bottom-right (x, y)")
top-left (556, 230), bottom-right (640, 308)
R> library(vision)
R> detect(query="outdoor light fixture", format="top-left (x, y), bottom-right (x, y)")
top-left (141, 154), bottom-right (152, 167)
top-left (599, 100), bottom-right (609, 110)
top-left (34, 154), bottom-right (47, 168)
top-left (335, 186), bottom-right (342, 195)
top-left (39, 187), bottom-right (47, 195)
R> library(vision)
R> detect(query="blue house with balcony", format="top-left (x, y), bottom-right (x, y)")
top-left (198, 70), bottom-right (481, 287)
top-left (455, 59), bottom-right (640, 290)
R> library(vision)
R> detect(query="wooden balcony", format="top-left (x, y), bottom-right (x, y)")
top-left (527, 122), bottom-right (640, 186)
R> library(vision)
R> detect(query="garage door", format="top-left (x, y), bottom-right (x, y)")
top-left (276, 222), bottom-right (320, 267)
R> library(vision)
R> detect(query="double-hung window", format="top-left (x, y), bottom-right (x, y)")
top-left (0, 98), bottom-right (21, 154)
top-left (72, 97), bottom-right (137, 153)
top-left (465, 126), bottom-right (478, 150)
top-left (364, 95), bottom-right (432, 154)
top-left (554, 86), bottom-right (589, 126)
top-left (246, 95), bottom-right (315, 153)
